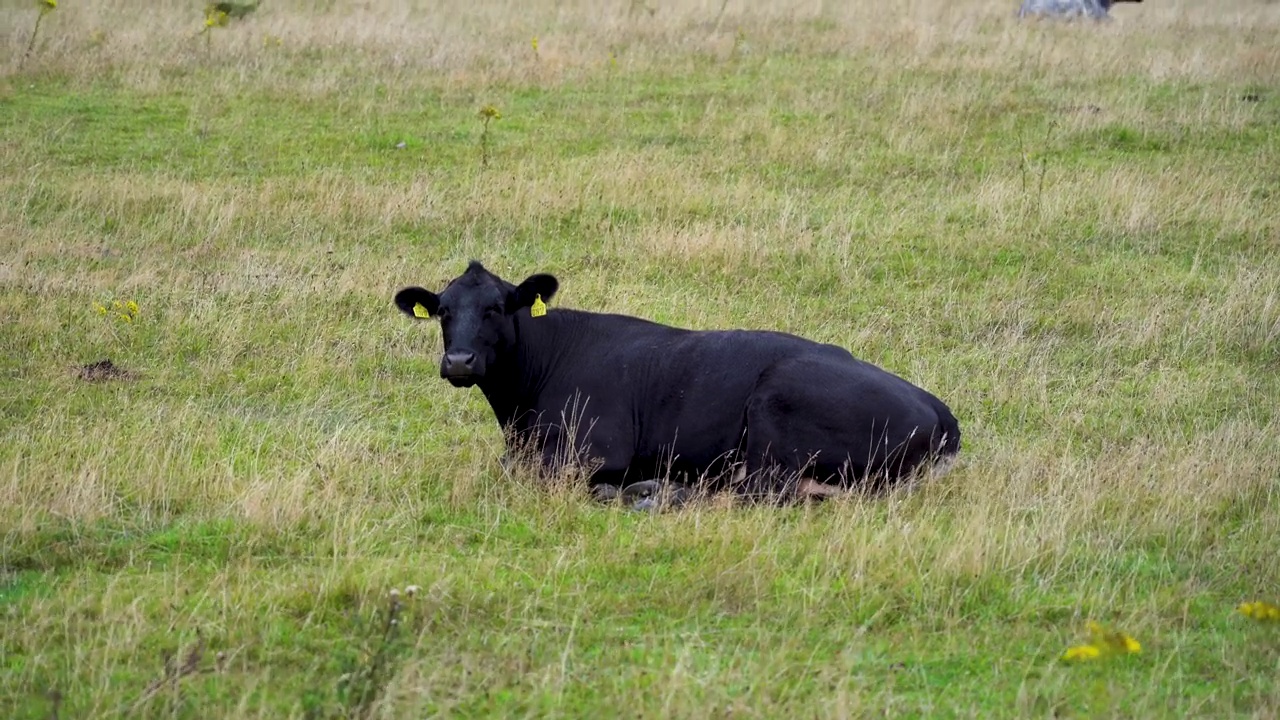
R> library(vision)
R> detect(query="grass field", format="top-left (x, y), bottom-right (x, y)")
top-left (3, 0), bottom-right (1280, 717)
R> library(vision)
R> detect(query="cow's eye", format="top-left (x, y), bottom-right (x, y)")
top-left (436, 307), bottom-right (451, 320)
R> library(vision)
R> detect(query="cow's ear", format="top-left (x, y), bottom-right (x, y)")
top-left (507, 273), bottom-right (559, 313)
top-left (394, 286), bottom-right (439, 320)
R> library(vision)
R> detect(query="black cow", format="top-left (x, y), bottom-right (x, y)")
top-left (394, 262), bottom-right (961, 508)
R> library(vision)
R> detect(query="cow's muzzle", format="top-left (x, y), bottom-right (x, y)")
top-left (440, 350), bottom-right (480, 386)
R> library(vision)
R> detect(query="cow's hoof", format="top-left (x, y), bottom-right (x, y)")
top-left (620, 480), bottom-right (662, 502)
top-left (624, 481), bottom-right (694, 513)
top-left (667, 484), bottom-right (694, 507)
top-left (590, 484), bottom-right (621, 503)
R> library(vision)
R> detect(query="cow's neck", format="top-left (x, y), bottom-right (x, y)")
top-left (476, 372), bottom-right (528, 431)
top-left (475, 311), bottom-right (576, 432)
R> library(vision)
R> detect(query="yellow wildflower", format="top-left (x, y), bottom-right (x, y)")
top-left (1061, 645), bottom-right (1101, 662)
top-left (1063, 620), bottom-right (1141, 663)
top-left (39, 0), bottom-right (57, 11)
top-left (1087, 620), bottom-right (1142, 655)
top-left (126, 300), bottom-right (140, 316)
top-left (94, 303), bottom-right (108, 315)
top-left (205, 9), bottom-right (229, 28)
top-left (478, 105), bottom-right (501, 121)
top-left (1118, 633), bottom-right (1141, 653)
top-left (531, 36), bottom-right (539, 53)
top-left (1238, 601), bottom-right (1280, 622)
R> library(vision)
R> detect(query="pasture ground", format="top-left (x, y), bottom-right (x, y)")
top-left (2, 0), bottom-right (1279, 717)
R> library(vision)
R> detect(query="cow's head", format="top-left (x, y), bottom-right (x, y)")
top-left (394, 261), bottom-right (559, 387)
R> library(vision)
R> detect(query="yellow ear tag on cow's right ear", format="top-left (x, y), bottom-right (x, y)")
top-left (412, 302), bottom-right (430, 319)
top-left (530, 294), bottom-right (547, 318)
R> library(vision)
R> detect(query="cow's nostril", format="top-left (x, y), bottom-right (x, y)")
top-left (441, 351), bottom-right (479, 378)
top-left (445, 351), bottom-right (475, 366)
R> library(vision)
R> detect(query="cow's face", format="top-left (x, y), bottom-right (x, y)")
top-left (394, 261), bottom-right (558, 387)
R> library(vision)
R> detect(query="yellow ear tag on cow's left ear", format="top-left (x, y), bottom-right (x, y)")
top-left (412, 302), bottom-right (430, 319)
top-left (530, 294), bottom-right (547, 318)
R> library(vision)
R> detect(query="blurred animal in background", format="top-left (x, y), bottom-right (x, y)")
top-left (1018, 0), bottom-right (1142, 20)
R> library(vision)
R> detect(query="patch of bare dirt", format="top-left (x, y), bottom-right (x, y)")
top-left (77, 359), bottom-right (137, 383)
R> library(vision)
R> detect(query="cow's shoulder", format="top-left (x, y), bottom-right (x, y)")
top-left (555, 309), bottom-right (694, 350)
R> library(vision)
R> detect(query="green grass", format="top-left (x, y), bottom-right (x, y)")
top-left (3, 0), bottom-right (1280, 717)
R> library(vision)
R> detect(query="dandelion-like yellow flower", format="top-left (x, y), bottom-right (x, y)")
top-left (1063, 621), bottom-right (1141, 664)
top-left (531, 36), bottom-right (538, 53)
top-left (478, 105), bottom-right (501, 121)
top-left (94, 302), bottom-right (108, 315)
top-left (117, 313), bottom-right (133, 323)
top-left (204, 9), bottom-right (229, 28)
top-left (1062, 645), bottom-right (1101, 662)
top-left (1239, 601), bottom-right (1280, 622)
top-left (38, 0), bottom-right (57, 11)
top-left (1087, 620), bottom-right (1142, 655)
top-left (126, 300), bottom-right (140, 316)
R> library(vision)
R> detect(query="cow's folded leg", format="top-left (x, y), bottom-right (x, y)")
top-left (623, 480), bottom-right (694, 513)
top-left (662, 483), bottom-right (694, 509)
top-left (796, 477), bottom-right (849, 500)
top-left (590, 483), bottom-right (622, 503)
top-left (620, 480), bottom-right (662, 503)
